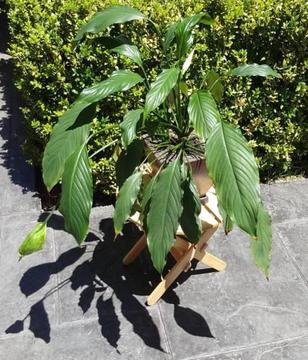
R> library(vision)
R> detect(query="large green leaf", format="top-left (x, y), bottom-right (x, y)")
top-left (141, 174), bottom-right (160, 231)
top-left (111, 44), bottom-right (143, 67)
top-left (120, 108), bottom-right (143, 149)
top-left (113, 171), bottom-right (143, 235)
top-left (73, 70), bottom-right (144, 105)
top-left (141, 176), bottom-right (157, 211)
top-left (230, 64), bottom-right (281, 78)
top-left (75, 5), bottom-right (145, 42)
top-left (144, 68), bottom-right (180, 118)
top-left (180, 171), bottom-right (202, 243)
top-left (218, 202), bottom-right (234, 235)
top-left (59, 145), bottom-right (93, 244)
top-left (19, 223), bottom-right (47, 256)
top-left (43, 105), bottom-right (93, 191)
top-left (43, 70), bottom-right (143, 190)
top-left (188, 90), bottom-right (220, 141)
top-left (205, 70), bottom-right (224, 103)
top-left (175, 13), bottom-right (214, 58)
top-left (163, 22), bottom-right (177, 51)
top-left (115, 139), bottom-right (144, 187)
top-left (147, 158), bottom-right (183, 273)
top-left (251, 204), bottom-right (272, 278)
top-left (206, 121), bottom-right (261, 236)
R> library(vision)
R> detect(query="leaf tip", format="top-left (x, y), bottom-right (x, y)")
top-left (114, 228), bottom-right (122, 237)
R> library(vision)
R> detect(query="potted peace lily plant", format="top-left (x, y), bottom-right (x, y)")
top-left (19, 5), bottom-right (280, 278)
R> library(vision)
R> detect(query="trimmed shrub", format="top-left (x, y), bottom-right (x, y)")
top-left (6, 0), bottom-right (307, 195)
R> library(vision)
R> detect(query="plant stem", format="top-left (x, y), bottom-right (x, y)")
top-left (140, 65), bottom-right (151, 90)
top-left (44, 206), bottom-right (56, 224)
top-left (89, 139), bottom-right (118, 159)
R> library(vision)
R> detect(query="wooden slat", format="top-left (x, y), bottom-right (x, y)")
top-left (147, 244), bottom-right (196, 306)
top-left (195, 250), bottom-right (227, 272)
top-left (122, 233), bottom-right (147, 265)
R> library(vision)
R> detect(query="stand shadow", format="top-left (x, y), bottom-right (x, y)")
top-left (6, 214), bottom-right (214, 350)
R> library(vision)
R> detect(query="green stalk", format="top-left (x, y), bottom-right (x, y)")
top-left (140, 65), bottom-right (151, 90)
top-left (89, 139), bottom-right (118, 159)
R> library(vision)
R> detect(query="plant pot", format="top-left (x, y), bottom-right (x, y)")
top-left (143, 135), bottom-right (212, 196)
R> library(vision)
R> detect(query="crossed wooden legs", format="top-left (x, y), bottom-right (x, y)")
top-left (122, 222), bottom-right (226, 305)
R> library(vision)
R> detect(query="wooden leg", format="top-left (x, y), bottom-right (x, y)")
top-left (147, 245), bottom-right (196, 306)
top-left (170, 247), bottom-right (191, 272)
top-left (195, 223), bottom-right (219, 252)
top-left (122, 233), bottom-right (147, 265)
top-left (170, 236), bottom-right (190, 262)
top-left (194, 250), bottom-right (226, 272)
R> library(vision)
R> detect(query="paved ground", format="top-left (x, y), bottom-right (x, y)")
top-left (1, 10), bottom-right (308, 360)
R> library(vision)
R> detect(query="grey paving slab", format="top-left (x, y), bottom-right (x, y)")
top-left (157, 225), bottom-right (308, 360)
top-left (1, 206), bottom-right (171, 358)
top-left (0, 213), bottom-right (56, 296)
top-left (0, 214), bottom-right (58, 339)
top-left (184, 334), bottom-right (308, 359)
top-left (52, 206), bottom-right (155, 325)
top-left (261, 180), bottom-right (308, 224)
top-left (276, 219), bottom-right (308, 285)
top-left (0, 314), bottom-right (170, 360)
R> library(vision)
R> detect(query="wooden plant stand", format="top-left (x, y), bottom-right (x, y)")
top-left (122, 188), bottom-right (227, 305)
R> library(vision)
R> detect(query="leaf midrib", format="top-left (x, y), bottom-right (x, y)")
top-left (196, 92), bottom-right (207, 135)
top-left (66, 145), bottom-right (87, 222)
top-left (220, 122), bottom-right (249, 214)
top-left (153, 160), bottom-right (179, 244)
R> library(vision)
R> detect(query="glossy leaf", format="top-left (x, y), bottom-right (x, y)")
top-left (141, 174), bottom-right (159, 231)
top-left (73, 70), bottom-right (144, 105)
top-left (224, 215), bottom-right (234, 235)
top-left (251, 204), bottom-right (272, 278)
top-left (205, 70), bottom-right (224, 103)
top-left (43, 70), bottom-right (143, 190)
top-left (217, 202), bottom-right (234, 235)
top-left (163, 22), bottom-right (177, 51)
top-left (206, 121), bottom-right (261, 236)
top-left (120, 109), bottom-right (143, 149)
top-left (141, 175), bottom-right (157, 212)
top-left (43, 105), bottom-right (93, 191)
top-left (59, 145), bottom-right (93, 244)
top-left (113, 171), bottom-right (143, 235)
top-left (147, 158), bottom-right (183, 273)
top-left (19, 223), bottom-right (47, 256)
top-left (75, 5), bottom-right (145, 41)
top-left (175, 13), bottom-right (214, 58)
top-left (230, 64), bottom-right (281, 78)
top-left (115, 139), bottom-right (144, 187)
top-left (188, 90), bottom-right (220, 141)
top-left (180, 173), bottom-right (202, 243)
top-left (182, 49), bottom-right (194, 75)
top-left (144, 68), bottom-right (180, 118)
top-left (111, 44), bottom-right (143, 67)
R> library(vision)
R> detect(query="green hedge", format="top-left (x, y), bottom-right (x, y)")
top-left (7, 0), bottom-right (307, 195)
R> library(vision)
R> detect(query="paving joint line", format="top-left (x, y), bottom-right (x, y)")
top-left (276, 231), bottom-right (308, 291)
top-left (180, 332), bottom-right (308, 360)
top-left (157, 302), bottom-right (174, 359)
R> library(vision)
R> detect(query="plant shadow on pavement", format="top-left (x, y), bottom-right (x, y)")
top-left (6, 213), bottom-right (214, 351)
